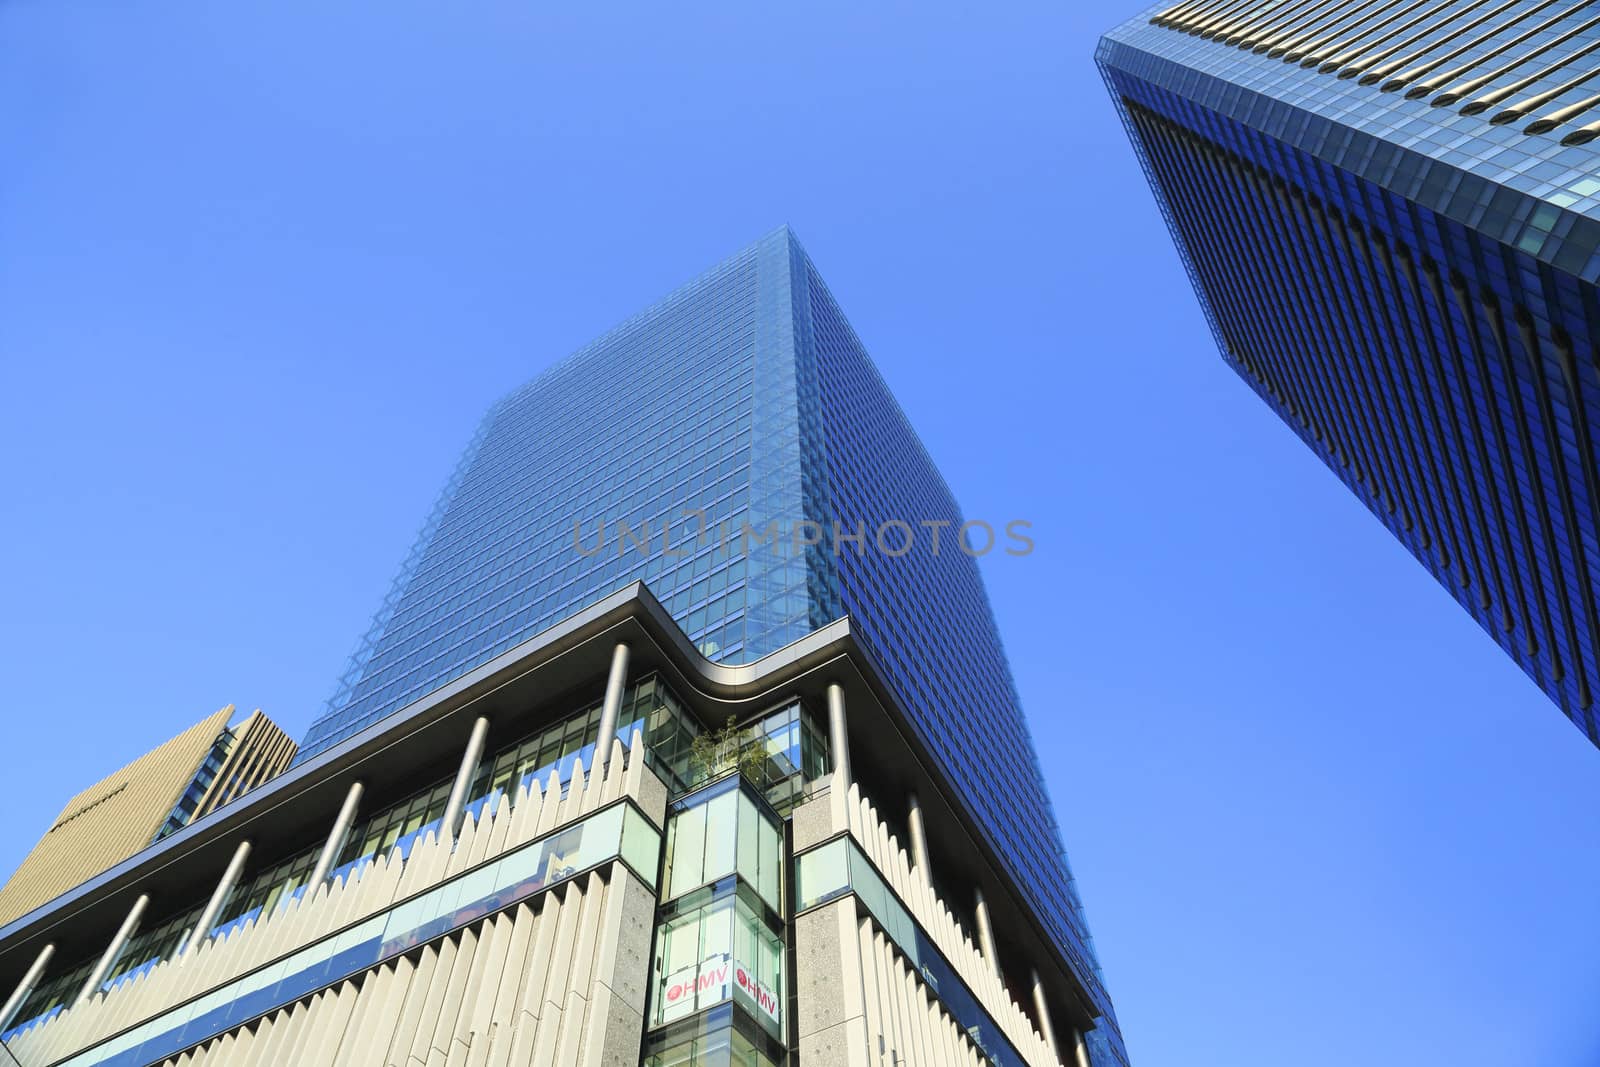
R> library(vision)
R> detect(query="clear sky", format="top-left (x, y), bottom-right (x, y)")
top-left (2, 2), bottom-right (1597, 1065)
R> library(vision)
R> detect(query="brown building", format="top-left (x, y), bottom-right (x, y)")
top-left (0, 707), bottom-right (295, 928)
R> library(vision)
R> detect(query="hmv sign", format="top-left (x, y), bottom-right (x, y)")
top-left (660, 955), bottom-right (731, 1023)
top-left (733, 962), bottom-right (781, 1027)
top-left (659, 953), bottom-right (781, 1030)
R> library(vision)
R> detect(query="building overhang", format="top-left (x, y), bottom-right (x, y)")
top-left (0, 582), bottom-right (1100, 1035)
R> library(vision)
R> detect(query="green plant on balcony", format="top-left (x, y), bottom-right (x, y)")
top-left (688, 720), bottom-right (769, 786)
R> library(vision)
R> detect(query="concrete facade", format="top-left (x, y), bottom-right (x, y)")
top-left (0, 709), bottom-right (295, 929)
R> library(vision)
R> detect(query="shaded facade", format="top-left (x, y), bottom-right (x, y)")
top-left (0, 587), bottom-right (1108, 1067)
top-left (1101, 1), bottom-right (1600, 745)
top-left (0, 709), bottom-right (295, 929)
top-left (297, 228), bottom-right (1121, 1061)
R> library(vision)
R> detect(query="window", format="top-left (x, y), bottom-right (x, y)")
top-left (648, 891), bottom-right (784, 1042)
top-left (642, 1015), bottom-right (781, 1067)
top-left (660, 777), bottom-right (783, 913)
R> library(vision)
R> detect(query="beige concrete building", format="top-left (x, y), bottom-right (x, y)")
top-left (0, 709), bottom-right (296, 930)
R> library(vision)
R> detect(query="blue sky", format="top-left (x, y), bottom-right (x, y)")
top-left (2, 2), bottom-right (1598, 1064)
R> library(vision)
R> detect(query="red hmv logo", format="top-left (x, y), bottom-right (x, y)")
top-left (664, 964), bottom-right (728, 1004)
top-left (734, 964), bottom-right (781, 1023)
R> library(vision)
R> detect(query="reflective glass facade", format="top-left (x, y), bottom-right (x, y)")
top-left (304, 231), bottom-right (823, 759)
top-left (1101, 2), bottom-right (1600, 746)
top-left (295, 227), bottom-right (1118, 1053)
top-left (153, 727), bottom-right (238, 841)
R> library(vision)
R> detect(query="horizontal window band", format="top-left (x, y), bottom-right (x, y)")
top-left (51, 800), bottom-right (659, 1067)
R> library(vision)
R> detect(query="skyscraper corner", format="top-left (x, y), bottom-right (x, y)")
top-left (1100, 1), bottom-right (1600, 747)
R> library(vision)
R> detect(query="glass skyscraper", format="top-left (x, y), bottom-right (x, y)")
top-left (297, 227), bottom-right (1123, 1062)
top-left (1100, 2), bottom-right (1600, 746)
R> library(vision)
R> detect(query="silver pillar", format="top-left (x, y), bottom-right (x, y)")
top-left (595, 642), bottom-right (631, 770)
top-left (182, 839), bottom-right (251, 957)
top-left (0, 943), bottom-right (53, 1033)
top-left (309, 781), bottom-right (364, 888)
top-left (1074, 1028), bottom-right (1092, 1067)
top-left (906, 792), bottom-right (931, 882)
top-left (826, 683), bottom-right (851, 786)
top-left (1030, 969), bottom-right (1061, 1061)
top-left (974, 888), bottom-right (1000, 976)
top-left (440, 716), bottom-right (491, 843)
top-left (76, 894), bottom-right (148, 1006)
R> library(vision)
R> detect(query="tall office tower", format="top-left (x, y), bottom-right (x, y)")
top-left (0, 707), bottom-right (295, 929)
top-left (0, 231), bottom-right (1122, 1067)
top-left (1100, 2), bottom-right (1600, 745)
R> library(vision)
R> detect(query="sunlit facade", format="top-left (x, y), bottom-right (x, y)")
top-left (0, 590), bottom-right (1111, 1067)
top-left (0, 231), bottom-right (1123, 1066)
top-left (1101, 0), bottom-right (1600, 746)
top-left (0, 708), bottom-right (295, 929)
top-left (296, 226), bottom-right (1120, 1061)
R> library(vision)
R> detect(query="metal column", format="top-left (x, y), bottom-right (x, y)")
top-left (76, 894), bottom-right (149, 1006)
top-left (594, 642), bottom-right (631, 770)
top-left (440, 716), bottom-right (491, 843)
top-left (182, 839), bottom-right (251, 957)
top-left (1074, 1028), bottom-right (1093, 1067)
top-left (0, 943), bottom-right (53, 1033)
top-left (308, 781), bottom-right (364, 888)
top-left (906, 792), bottom-right (931, 882)
top-left (826, 683), bottom-right (851, 786)
top-left (974, 887), bottom-right (1000, 976)
top-left (1030, 969), bottom-right (1061, 1061)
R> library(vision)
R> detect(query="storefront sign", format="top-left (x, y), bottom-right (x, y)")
top-left (660, 953), bottom-right (782, 1031)
top-left (661, 954), bottom-right (731, 1023)
top-left (733, 962), bottom-right (781, 1027)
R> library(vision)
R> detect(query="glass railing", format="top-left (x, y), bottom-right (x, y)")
top-left (53, 801), bottom-right (659, 1067)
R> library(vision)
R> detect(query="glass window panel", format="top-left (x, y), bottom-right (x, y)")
top-left (623, 806), bottom-right (662, 886)
top-left (794, 839), bottom-right (849, 911)
top-left (702, 791), bottom-right (737, 886)
top-left (736, 792), bottom-right (760, 894)
top-left (665, 803), bottom-right (706, 901)
top-left (756, 815), bottom-right (781, 914)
